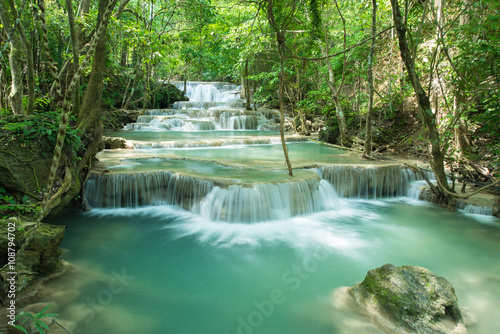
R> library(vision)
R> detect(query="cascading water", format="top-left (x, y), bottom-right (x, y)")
top-left (315, 165), bottom-right (434, 198)
top-left (55, 81), bottom-right (500, 334)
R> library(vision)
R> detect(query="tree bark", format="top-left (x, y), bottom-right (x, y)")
top-left (77, 0), bottom-right (116, 173)
top-left (0, 0), bottom-right (25, 115)
top-left (323, 2), bottom-right (351, 147)
top-left (245, 59), bottom-right (251, 110)
top-left (390, 0), bottom-right (451, 195)
top-left (65, 0), bottom-right (80, 115)
top-left (363, 0), bottom-right (377, 157)
top-left (266, 0), bottom-right (294, 176)
top-left (7, 0), bottom-right (36, 115)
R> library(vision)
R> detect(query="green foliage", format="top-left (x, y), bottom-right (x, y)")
top-left (308, 0), bottom-right (322, 39)
top-left (0, 107), bottom-right (82, 153)
top-left (469, 90), bottom-right (500, 172)
top-left (11, 303), bottom-right (60, 334)
top-left (0, 187), bottom-right (41, 218)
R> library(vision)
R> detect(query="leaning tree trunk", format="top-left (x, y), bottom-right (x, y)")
top-left (390, 0), bottom-right (451, 195)
top-left (77, 0), bottom-right (115, 171)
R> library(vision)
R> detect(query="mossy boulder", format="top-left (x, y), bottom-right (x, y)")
top-left (0, 218), bottom-right (65, 299)
top-left (349, 263), bottom-right (466, 334)
top-left (102, 109), bottom-right (141, 130)
top-left (103, 136), bottom-right (128, 149)
top-left (0, 128), bottom-right (81, 218)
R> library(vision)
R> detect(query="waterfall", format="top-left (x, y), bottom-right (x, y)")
top-left (129, 136), bottom-right (309, 149)
top-left (315, 165), bottom-right (430, 198)
top-left (128, 107), bottom-right (276, 131)
top-left (85, 164), bottom-right (440, 215)
top-left (84, 170), bottom-right (345, 223)
top-left (172, 81), bottom-right (242, 103)
top-left (457, 203), bottom-right (494, 215)
top-left (84, 171), bottom-right (214, 210)
top-left (199, 179), bottom-right (340, 223)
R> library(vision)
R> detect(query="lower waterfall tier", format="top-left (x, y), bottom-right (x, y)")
top-left (316, 165), bottom-right (431, 198)
top-left (84, 164), bottom-right (428, 222)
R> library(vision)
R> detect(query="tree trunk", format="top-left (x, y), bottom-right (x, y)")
top-left (245, 59), bottom-right (251, 110)
top-left (322, 35), bottom-right (351, 147)
top-left (454, 91), bottom-right (471, 157)
top-left (266, 0), bottom-right (294, 176)
top-left (77, 0), bottom-right (114, 170)
top-left (8, 0), bottom-right (36, 116)
top-left (65, 0), bottom-right (80, 115)
top-left (77, 0), bottom-right (91, 49)
top-left (390, 0), bottom-right (451, 195)
top-left (143, 61), bottom-right (151, 110)
top-left (0, 0), bottom-right (25, 115)
top-left (120, 41), bottom-right (128, 67)
top-left (363, 0), bottom-right (377, 157)
top-left (17, 27), bottom-right (35, 115)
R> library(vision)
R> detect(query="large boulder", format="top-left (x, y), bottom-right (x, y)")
top-left (0, 218), bottom-right (66, 299)
top-left (349, 263), bottom-right (466, 334)
top-left (0, 126), bottom-right (81, 218)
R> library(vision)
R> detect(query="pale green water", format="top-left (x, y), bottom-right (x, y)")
top-left (103, 158), bottom-right (319, 184)
top-left (47, 200), bottom-right (500, 334)
top-left (105, 130), bottom-right (283, 141)
top-left (97, 142), bottom-right (376, 169)
top-left (42, 89), bottom-right (500, 333)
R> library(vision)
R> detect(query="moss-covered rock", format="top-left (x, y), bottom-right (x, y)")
top-left (0, 124), bottom-right (81, 218)
top-left (0, 218), bottom-right (65, 299)
top-left (102, 136), bottom-right (128, 149)
top-left (102, 109), bottom-right (141, 130)
top-left (349, 263), bottom-right (466, 334)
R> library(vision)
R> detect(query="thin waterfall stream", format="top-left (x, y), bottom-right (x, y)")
top-left (43, 82), bottom-right (499, 333)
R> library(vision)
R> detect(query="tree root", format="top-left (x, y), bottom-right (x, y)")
top-left (46, 166), bottom-right (73, 213)
top-left (403, 162), bottom-right (500, 200)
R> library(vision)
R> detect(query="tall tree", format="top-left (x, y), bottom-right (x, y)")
top-left (390, 0), bottom-right (451, 196)
top-left (322, 0), bottom-right (351, 147)
top-left (265, 0), bottom-right (294, 176)
top-left (77, 0), bottom-right (119, 171)
top-left (363, 0), bottom-right (377, 157)
top-left (0, 0), bottom-right (25, 115)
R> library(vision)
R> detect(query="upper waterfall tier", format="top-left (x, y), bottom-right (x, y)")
top-left (172, 81), bottom-right (243, 103)
top-left (124, 108), bottom-right (280, 131)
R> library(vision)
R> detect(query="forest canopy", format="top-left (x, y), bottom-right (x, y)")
top-left (0, 0), bottom-right (499, 217)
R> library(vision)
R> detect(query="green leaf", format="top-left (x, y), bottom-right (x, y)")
top-left (37, 303), bottom-right (53, 316)
top-left (33, 321), bottom-right (46, 334)
top-left (14, 312), bottom-right (34, 321)
top-left (40, 313), bottom-right (60, 318)
top-left (11, 325), bottom-right (29, 334)
top-left (35, 320), bottom-right (51, 331)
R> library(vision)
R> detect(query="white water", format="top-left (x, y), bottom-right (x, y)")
top-left (56, 82), bottom-right (500, 334)
top-left (172, 81), bottom-right (243, 103)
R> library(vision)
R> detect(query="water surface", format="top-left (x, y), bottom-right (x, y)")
top-left (47, 200), bottom-right (500, 334)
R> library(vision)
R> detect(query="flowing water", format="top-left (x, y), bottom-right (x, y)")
top-left (44, 82), bottom-right (499, 333)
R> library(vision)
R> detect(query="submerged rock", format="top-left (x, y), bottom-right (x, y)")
top-left (348, 263), bottom-right (467, 334)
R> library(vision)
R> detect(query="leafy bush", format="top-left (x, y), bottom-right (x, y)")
top-left (0, 109), bottom-right (82, 153)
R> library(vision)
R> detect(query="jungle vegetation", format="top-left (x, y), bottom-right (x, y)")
top-left (0, 0), bottom-right (499, 217)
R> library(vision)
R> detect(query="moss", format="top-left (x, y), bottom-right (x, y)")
top-left (350, 263), bottom-right (464, 333)
top-left (0, 220), bottom-right (65, 299)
